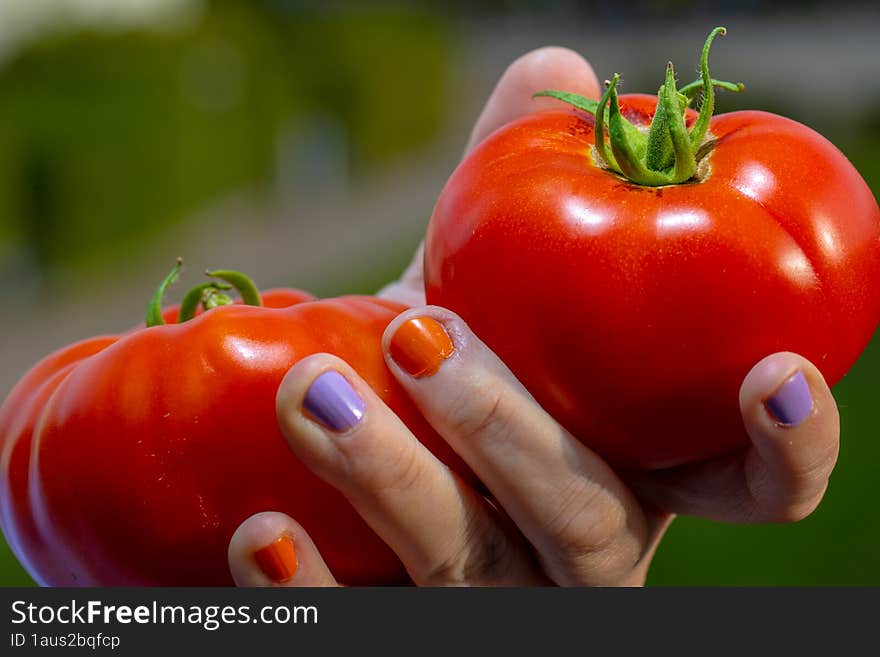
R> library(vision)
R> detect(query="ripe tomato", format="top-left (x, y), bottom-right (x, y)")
top-left (424, 29), bottom-right (880, 469)
top-left (0, 265), bottom-right (469, 585)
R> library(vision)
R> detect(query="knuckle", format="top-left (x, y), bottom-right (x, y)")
top-left (347, 438), bottom-right (427, 497)
top-left (545, 479), bottom-right (640, 583)
top-left (444, 377), bottom-right (514, 447)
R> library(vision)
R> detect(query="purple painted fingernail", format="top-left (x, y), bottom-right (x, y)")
top-left (303, 371), bottom-right (365, 432)
top-left (764, 370), bottom-right (813, 426)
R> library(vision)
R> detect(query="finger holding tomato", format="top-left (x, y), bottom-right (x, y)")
top-left (229, 45), bottom-right (844, 586)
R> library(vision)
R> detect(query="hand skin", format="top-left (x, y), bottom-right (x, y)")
top-left (228, 48), bottom-right (840, 587)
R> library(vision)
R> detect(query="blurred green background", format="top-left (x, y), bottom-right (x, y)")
top-left (0, 0), bottom-right (878, 585)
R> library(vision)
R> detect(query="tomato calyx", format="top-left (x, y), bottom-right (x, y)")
top-left (534, 26), bottom-right (744, 187)
top-left (145, 258), bottom-right (263, 327)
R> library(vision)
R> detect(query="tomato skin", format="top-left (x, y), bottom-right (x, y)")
top-left (0, 291), bottom-right (466, 585)
top-left (0, 337), bottom-right (118, 585)
top-left (425, 96), bottom-right (880, 470)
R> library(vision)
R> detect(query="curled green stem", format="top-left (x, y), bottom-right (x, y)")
top-left (146, 258), bottom-right (183, 327)
top-left (146, 260), bottom-right (263, 327)
top-left (204, 269), bottom-right (262, 307)
top-left (689, 26), bottom-right (726, 150)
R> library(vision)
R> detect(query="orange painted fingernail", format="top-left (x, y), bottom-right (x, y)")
top-left (253, 535), bottom-right (298, 583)
top-left (389, 317), bottom-right (455, 378)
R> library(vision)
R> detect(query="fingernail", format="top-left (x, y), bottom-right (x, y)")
top-left (764, 370), bottom-right (813, 426)
top-left (389, 317), bottom-right (455, 378)
top-left (253, 535), bottom-right (298, 583)
top-left (303, 371), bottom-right (365, 431)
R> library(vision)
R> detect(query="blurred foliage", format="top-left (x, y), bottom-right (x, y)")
top-left (0, 0), bottom-right (449, 286)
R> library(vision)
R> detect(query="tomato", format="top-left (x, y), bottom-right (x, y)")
top-left (0, 265), bottom-right (468, 585)
top-left (424, 29), bottom-right (880, 470)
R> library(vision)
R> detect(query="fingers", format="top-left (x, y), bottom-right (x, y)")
top-left (629, 352), bottom-right (839, 524)
top-left (275, 355), bottom-right (544, 586)
top-left (273, 308), bottom-right (656, 586)
top-left (228, 512), bottom-right (338, 587)
top-left (383, 308), bottom-right (648, 586)
top-left (466, 46), bottom-right (600, 152)
top-left (739, 352), bottom-right (839, 521)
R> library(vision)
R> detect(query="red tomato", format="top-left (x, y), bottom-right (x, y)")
top-left (0, 278), bottom-right (469, 585)
top-left (424, 68), bottom-right (880, 470)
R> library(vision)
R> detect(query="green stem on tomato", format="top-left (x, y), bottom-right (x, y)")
top-left (146, 260), bottom-right (263, 327)
top-left (536, 76), bottom-right (742, 117)
top-left (204, 269), bottom-right (262, 307)
top-left (607, 76), bottom-right (659, 182)
top-left (662, 62), bottom-right (697, 182)
top-left (678, 78), bottom-right (744, 102)
top-left (643, 81), bottom-right (671, 171)
top-left (533, 88), bottom-right (646, 153)
top-left (177, 281), bottom-right (233, 322)
top-left (146, 258), bottom-right (183, 327)
top-left (593, 76), bottom-right (622, 172)
top-left (688, 26), bottom-right (726, 152)
top-left (532, 26), bottom-right (738, 187)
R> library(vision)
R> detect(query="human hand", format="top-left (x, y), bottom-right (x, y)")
top-left (230, 305), bottom-right (666, 586)
top-left (227, 304), bottom-right (837, 586)
top-left (227, 49), bottom-right (839, 586)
